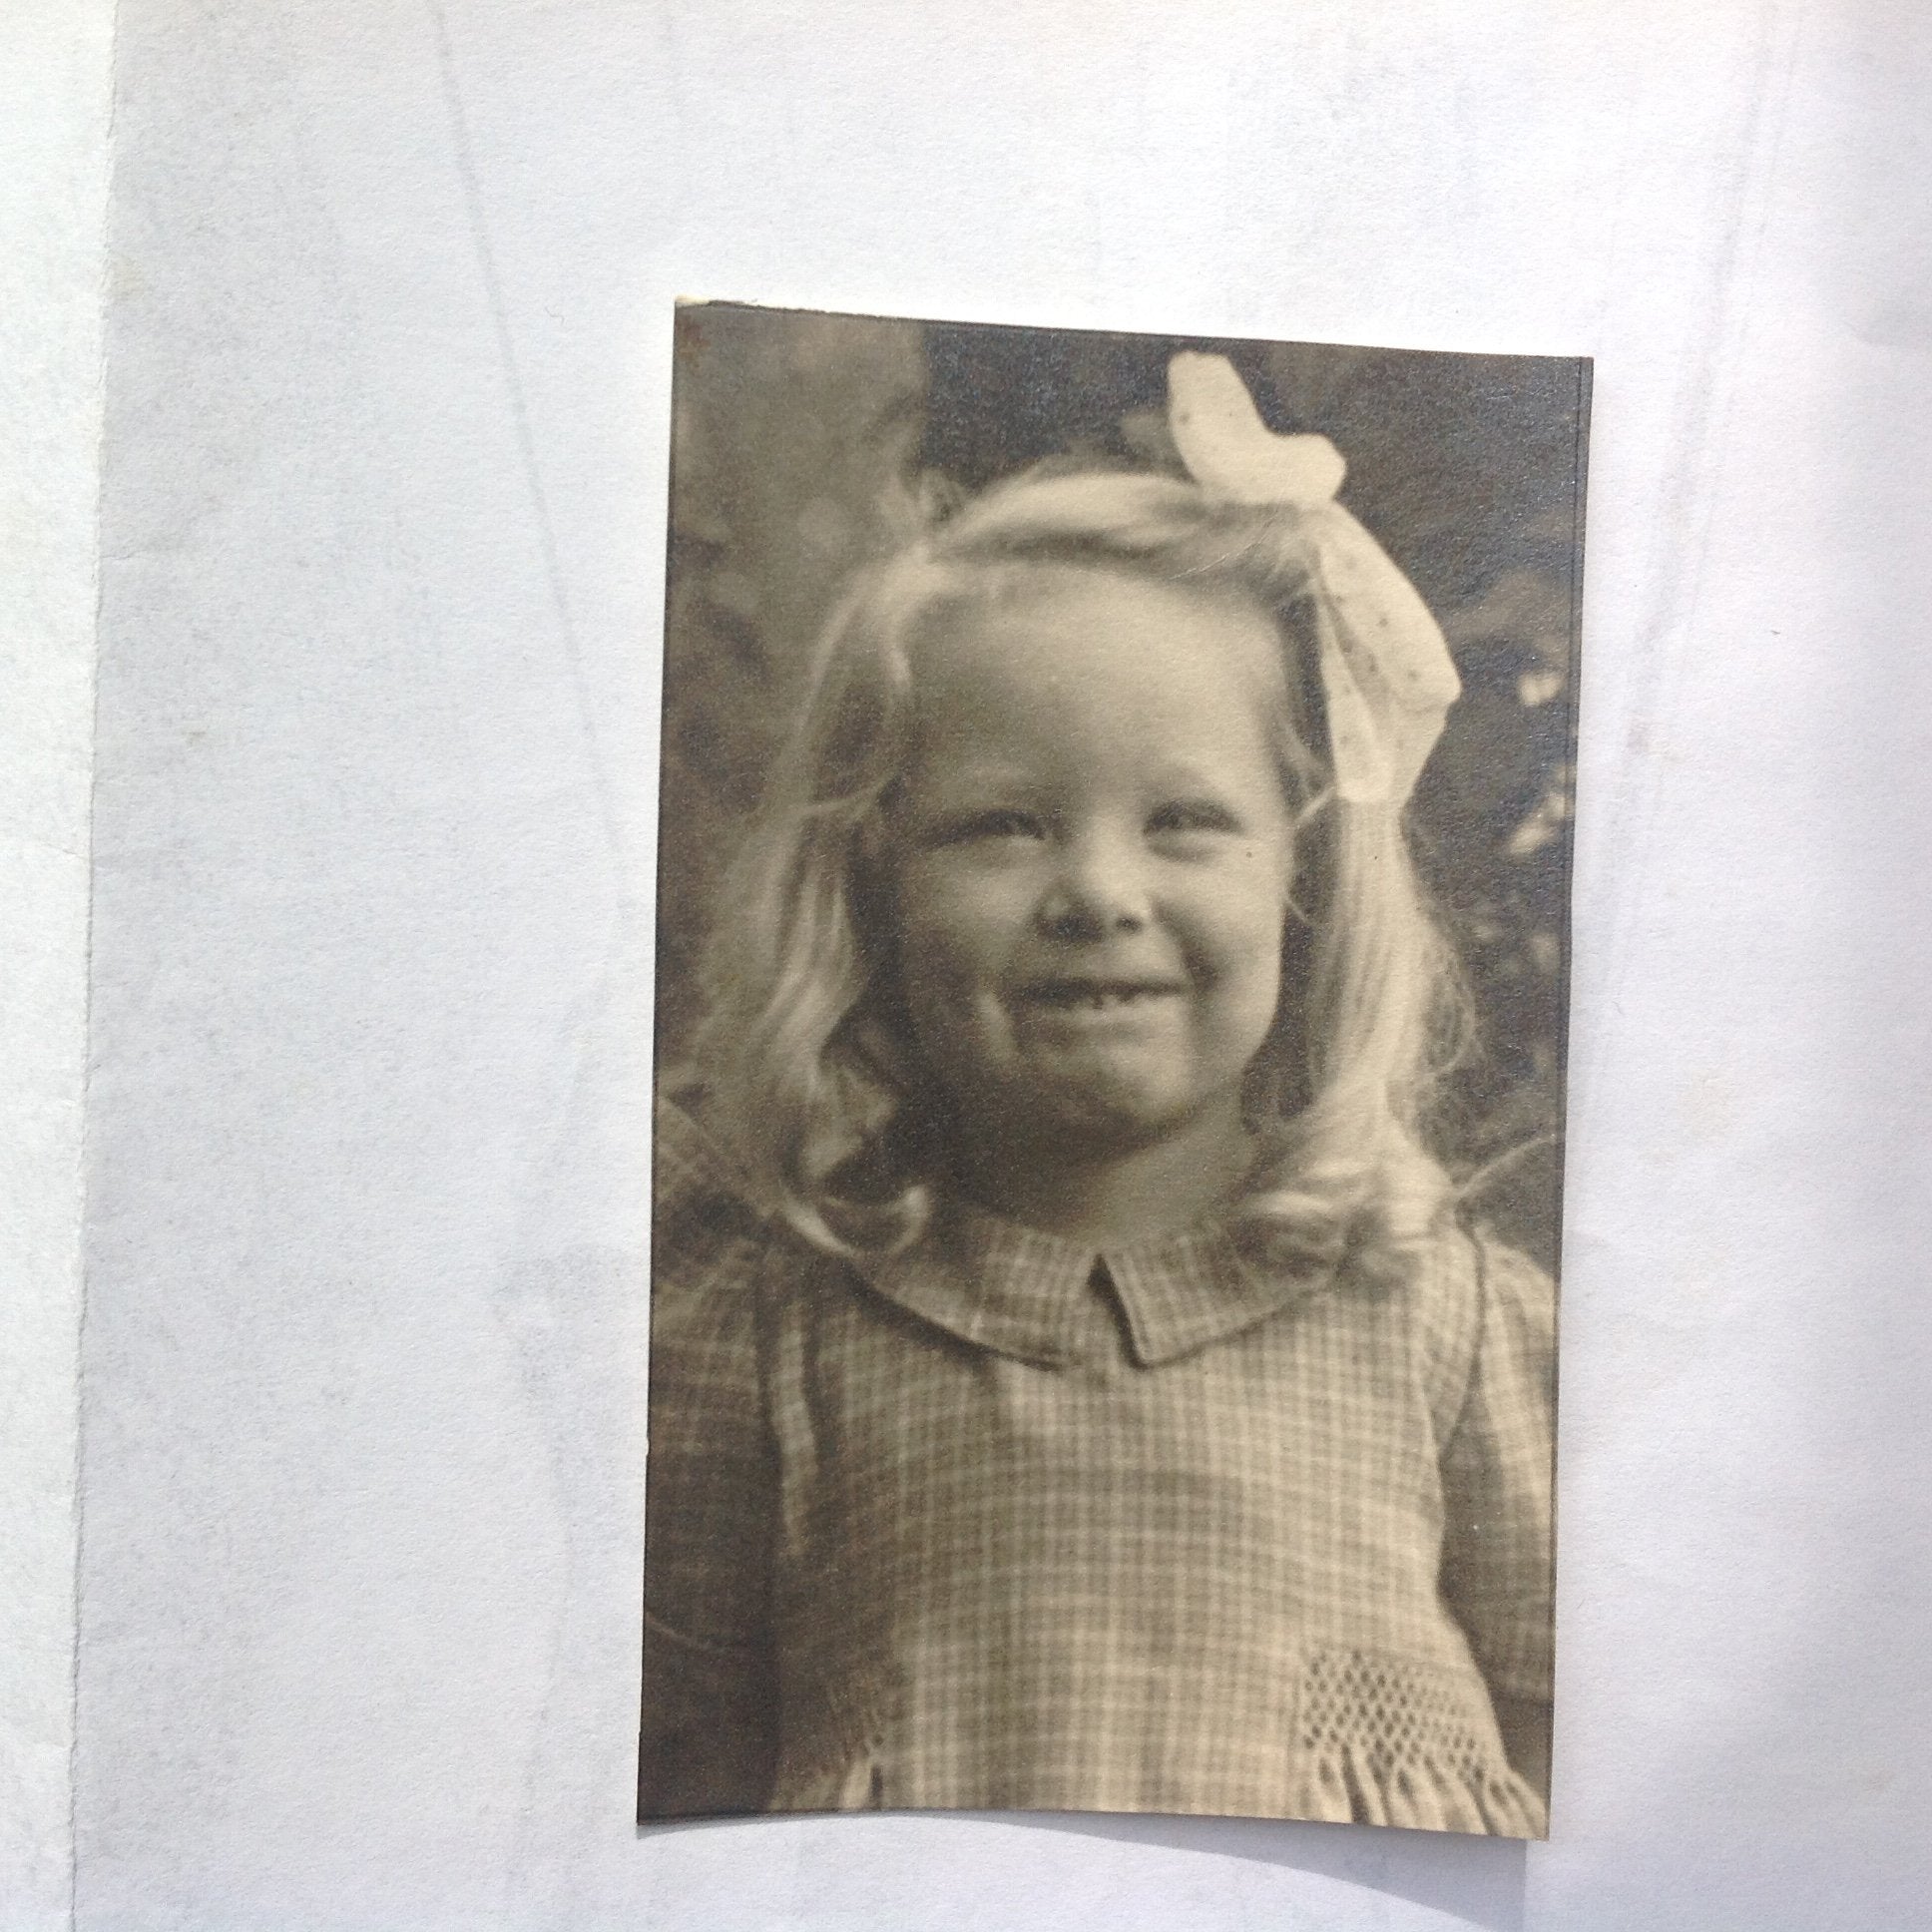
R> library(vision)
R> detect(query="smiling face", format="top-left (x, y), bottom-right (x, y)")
top-left (887, 566), bottom-right (1298, 1169)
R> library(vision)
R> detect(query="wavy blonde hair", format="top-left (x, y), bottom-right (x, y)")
top-left (686, 465), bottom-right (1471, 1282)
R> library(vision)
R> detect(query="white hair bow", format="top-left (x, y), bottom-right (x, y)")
top-left (1168, 351), bottom-right (1461, 806)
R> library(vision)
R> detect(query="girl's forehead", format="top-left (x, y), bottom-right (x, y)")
top-left (899, 565), bottom-right (1294, 787)
top-left (911, 563), bottom-right (1286, 704)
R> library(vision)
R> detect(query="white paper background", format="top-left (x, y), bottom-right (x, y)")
top-left (51, 0), bottom-right (1932, 1926)
top-left (0, 2), bottom-right (113, 1924)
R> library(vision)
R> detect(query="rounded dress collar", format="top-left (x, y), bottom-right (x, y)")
top-left (854, 1196), bottom-right (1339, 1369)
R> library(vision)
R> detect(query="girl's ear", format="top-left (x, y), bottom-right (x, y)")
top-left (845, 1000), bottom-right (915, 1095)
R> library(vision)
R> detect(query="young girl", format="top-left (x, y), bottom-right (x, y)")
top-left (640, 352), bottom-right (1556, 1837)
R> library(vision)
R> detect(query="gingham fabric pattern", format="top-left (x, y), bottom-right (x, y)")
top-left (641, 1098), bottom-right (1555, 1836)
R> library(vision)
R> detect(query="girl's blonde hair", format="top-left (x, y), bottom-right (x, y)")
top-left (686, 465), bottom-right (1471, 1282)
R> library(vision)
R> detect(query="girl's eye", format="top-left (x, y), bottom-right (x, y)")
top-left (1148, 798), bottom-right (1240, 838)
top-left (931, 807), bottom-right (1044, 846)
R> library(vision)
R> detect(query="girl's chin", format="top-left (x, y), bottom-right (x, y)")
top-left (916, 1029), bottom-right (1255, 1157)
top-left (993, 1075), bottom-right (1236, 1153)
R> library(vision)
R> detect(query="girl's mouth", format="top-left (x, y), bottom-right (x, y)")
top-left (1022, 980), bottom-right (1185, 1012)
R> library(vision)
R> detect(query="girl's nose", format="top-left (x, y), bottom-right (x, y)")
top-left (1035, 832), bottom-right (1151, 940)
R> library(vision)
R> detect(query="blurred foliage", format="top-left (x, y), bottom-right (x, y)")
top-left (661, 306), bottom-right (1586, 1271)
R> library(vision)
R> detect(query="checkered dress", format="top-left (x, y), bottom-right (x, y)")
top-left (640, 1098), bottom-right (1554, 1836)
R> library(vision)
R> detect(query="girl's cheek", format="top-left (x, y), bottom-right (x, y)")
top-left (1182, 857), bottom-right (1288, 930)
top-left (927, 862), bottom-right (1035, 926)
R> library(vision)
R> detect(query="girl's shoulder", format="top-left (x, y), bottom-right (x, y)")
top-left (1400, 1215), bottom-right (1557, 1423)
top-left (1407, 1211), bottom-right (1556, 1328)
top-left (1453, 1218), bottom-right (1554, 1309)
top-left (652, 1087), bottom-right (791, 1329)
top-left (654, 1085), bottom-right (758, 1218)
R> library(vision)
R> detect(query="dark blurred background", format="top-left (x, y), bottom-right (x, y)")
top-left (659, 304), bottom-right (1587, 1270)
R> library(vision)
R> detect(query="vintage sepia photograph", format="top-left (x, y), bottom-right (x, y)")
top-left (640, 303), bottom-right (1587, 1837)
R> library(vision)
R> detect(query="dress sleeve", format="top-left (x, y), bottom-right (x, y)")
top-left (639, 1096), bottom-right (781, 1818)
top-left (1437, 1229), bottom-right (1558, 1711)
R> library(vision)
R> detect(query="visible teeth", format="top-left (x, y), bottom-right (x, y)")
top-left (1040, 986), bottom-right (1149, 1008)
